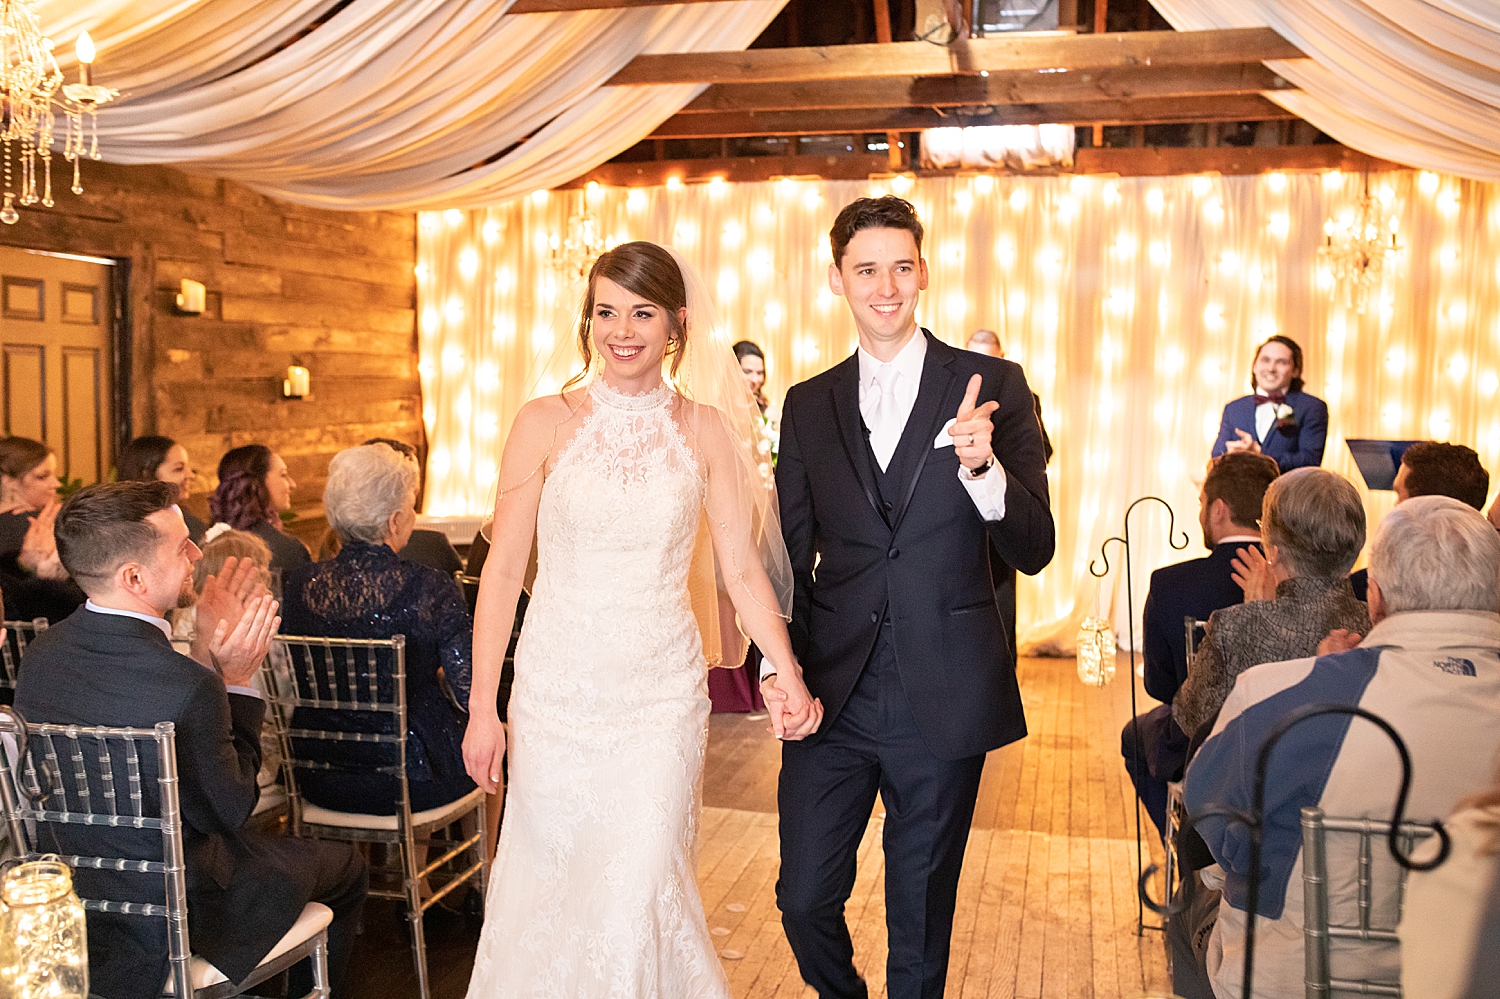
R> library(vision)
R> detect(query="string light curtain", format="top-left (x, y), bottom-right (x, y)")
top-left (30, 0), bottom-right (786, 210)
top-left (419, 170), bottom-right (1500, 652)
top-left (1149, 0), bottom-right (1500, 183)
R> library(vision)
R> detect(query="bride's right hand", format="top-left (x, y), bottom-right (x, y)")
top-left (761, 665), bottom-right (823, 741)
top-left (463, 712), bottom-right (507, 794)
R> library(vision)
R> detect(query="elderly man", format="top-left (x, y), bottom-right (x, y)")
top-left (1121, 451), bottom-right (1279, 833)
top-left (1183, 496), bottom-right (1500, 998)
top-left (14, 482), bottom-right (368, 999)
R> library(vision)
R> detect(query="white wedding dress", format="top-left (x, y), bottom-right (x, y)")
top-left (466, 379), bottom-right (732, 999)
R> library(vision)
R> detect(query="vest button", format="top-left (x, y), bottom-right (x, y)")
top-left (883, 501), bottom-right (894, 511)
top-left (870, 612), bottom-right (879, 624)
top-left (888, 548), bottom-right (900, 560)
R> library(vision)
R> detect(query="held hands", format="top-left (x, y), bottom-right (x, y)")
top-left (463, 713), bottom-right (507, 794)
top-left (1230, 545), bottom-right (1276, 602)
top-left (760, 663), bottom-right (823, 741)
top-left (948, 374), bottom-right (999, 472)
top-left (1224, 429), bottom-right (1263, 455)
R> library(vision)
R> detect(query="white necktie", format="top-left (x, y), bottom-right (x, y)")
top-left (867, 364), bottom-right (902, 472)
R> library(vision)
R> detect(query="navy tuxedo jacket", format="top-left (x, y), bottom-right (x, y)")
top-left (775, 331), bottom-right (1055, 760)
top-left (1211, 390), bottom-right (1328, 472)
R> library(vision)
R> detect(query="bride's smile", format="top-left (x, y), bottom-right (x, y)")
top-left (590, 275), bottom-right (687, 394)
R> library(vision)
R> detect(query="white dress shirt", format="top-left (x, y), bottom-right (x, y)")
top-left (855, 332), bottom-right (1008, 521)
top-left (1254, 400), bottom-right (1275, 443)
top-left (85, 599), bottom-right (262, 700)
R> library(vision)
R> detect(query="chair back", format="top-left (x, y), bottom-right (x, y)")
top-left (0, 705), bottom-right (195, 998)
top-left (1300, 806), bottom-right (1437, 998)
top-left (454, 573), bottom-right (481, 617)
top-left (1, 617), bottom-right (49, 693)
top-left (262, 635), bottom-right (409, 832)
top-left (1184, 615), bottom-right (1206, 671)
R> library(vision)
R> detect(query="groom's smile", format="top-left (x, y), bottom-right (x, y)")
top-left (829, 226), bottom-right (930, 358)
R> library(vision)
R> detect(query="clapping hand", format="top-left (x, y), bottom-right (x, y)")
top-left (19, 501), bottom-right (66, 580)
top-left (1230, 545), bottom-right (1276, 602)
top-left (203, 594), bottom-right (280, 687)
top-left (761, 665), bottom-right (823, 741)
top-left (1224, 429), bottom-right (1263, 455)
top-left (947, 374), bottom-right (999, 472)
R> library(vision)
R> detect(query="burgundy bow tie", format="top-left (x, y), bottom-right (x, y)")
top-left (1254, 392), bottom-right (1287, 407)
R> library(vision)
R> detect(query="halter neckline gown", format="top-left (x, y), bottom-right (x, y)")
top-left (466, 379), bottom-right (732, 999)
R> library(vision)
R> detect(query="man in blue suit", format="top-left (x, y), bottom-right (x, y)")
top-left (1211, 335), bottom-right (1327, 472)
top-left (1120, 451), bottom-right (1279, 833)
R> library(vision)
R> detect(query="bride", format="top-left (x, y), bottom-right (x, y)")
top-left (463, 241), bottom-right (822, 998)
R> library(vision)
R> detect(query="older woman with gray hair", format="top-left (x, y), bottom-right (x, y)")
top-left (281, 443), bottom-right (476, 814)
top-left (1173, 467), bottom-right (1372, 741)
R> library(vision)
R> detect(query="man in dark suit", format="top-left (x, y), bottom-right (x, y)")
top-left (1349, 441), bottom-right (1489, 600)
top-left (770, 196), bottom-right (1054, 999)
top-left (1119, 452), bottom-right (1279, 834)
top-left (1211, 335), bottom-right (1327, 472)
top-left (14, 482), bottom-right (367, 999)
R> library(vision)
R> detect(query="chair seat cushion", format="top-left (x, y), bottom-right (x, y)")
top-left (163, 901), bottom-right (333, 993)
top-left (300, 787), bottom-right (483, 831)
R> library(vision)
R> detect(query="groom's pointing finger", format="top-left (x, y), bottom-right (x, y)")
top-left (957, 373), bottom-right (982, 418)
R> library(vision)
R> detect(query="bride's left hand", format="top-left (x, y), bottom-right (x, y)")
top-left (761, 666), bottom-right (823, 741)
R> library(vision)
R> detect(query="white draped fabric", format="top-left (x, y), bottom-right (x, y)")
top-left (1150, 0), bottom-right (1500, 183)
top-left (35, 0), bottom-right (785, 209)
top-left (419, 170), bottom-right (1500, 652)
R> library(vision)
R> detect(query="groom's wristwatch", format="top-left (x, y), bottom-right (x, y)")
top-left (960, 456), bottom-right (995, 479)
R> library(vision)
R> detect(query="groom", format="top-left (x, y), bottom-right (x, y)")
top-left (768, 196), bottom-right (1055, 999)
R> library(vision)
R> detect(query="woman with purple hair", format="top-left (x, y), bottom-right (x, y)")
top-left (208, 444), bottom-right (310, 573)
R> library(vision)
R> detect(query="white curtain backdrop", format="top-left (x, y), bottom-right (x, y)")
top-left (35, 0), bottom-right (785, 210)
top-left (419, 170), bottom-right (1500, 653)
top-left (1150, 0), bottom-right (1500, 183)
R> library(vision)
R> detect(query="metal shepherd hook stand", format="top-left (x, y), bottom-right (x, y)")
top-left (1088, 495), bottom-right (1189, 935)
top-left (1140, 703), bottom-right (1451, 999)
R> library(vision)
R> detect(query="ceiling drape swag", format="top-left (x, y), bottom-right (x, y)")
top-left (1150, 0), bottom-right (1500, 182)
top-left (33, 0), bottom-right (785, 210)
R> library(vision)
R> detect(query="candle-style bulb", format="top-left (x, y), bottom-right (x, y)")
top-left (77, 31), bottom-right (95, 65)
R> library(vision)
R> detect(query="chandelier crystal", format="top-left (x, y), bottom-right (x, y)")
top-left (1318, 174), bottom-right (1401, 314)
top-left (0, 3), bottom-right (116, 224)
top-left (549, 209), bottom-right (605, 281)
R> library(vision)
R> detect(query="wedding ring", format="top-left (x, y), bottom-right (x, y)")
top-left (967, 434), bottom-right (975, 446)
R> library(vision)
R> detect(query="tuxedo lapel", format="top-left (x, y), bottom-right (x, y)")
top-left (889, 332), bottom-right (959, 534)
top-left (829, 355), bottom-right (887, 527)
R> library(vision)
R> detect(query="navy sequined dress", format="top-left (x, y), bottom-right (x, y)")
top-left (281, 540), bottom-right (476, 814)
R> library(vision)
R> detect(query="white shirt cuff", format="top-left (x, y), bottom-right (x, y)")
top-left (758, 656), bottom-right (776, 682)
top-left (958, 461), bottom-right (1008, 521)
top-left (226, 685), bottom-right (264, 700)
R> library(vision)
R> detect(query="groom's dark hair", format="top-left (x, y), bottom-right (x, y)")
top-left (830, 196), bottom-right (924, 268)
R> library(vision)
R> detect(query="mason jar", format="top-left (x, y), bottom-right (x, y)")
top-left (0, 857), bottom-right (89, 999)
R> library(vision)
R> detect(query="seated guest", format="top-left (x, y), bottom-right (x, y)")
top-left (1173, 467), bottom-right (1370, 741)
top-left (1349, 441), bottom-right (1489, 600)
top-left (1400, 772), bottom-right (1500, 999)
top-left (0, 435), bottom-right (85, 622)
top-left (209, 444), bottom-right (310, 573)
top-left (1122, 452), bottom-right (1278, 833)
top-left (360, 438), bottom-right (464, 575)
top-left (118, 434), bottom-right (207, 544)
top-left (280, 443), bottom-right (475, 813)
top-left (1184, 496), bottom-right (1500, 999)
top-left (13, 482), bottom-right (367, 999)
top-left (1212, 335), bottom-right (1327, 472)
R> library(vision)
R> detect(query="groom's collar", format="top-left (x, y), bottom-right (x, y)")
top-left (856, 328), bottom-right (927, 387)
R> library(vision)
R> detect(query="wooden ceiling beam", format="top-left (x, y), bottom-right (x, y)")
top-left (649, 95), bottom-right (1296, 137)
top-left (508, 0), bottom-right (747, 11)
top-left (609, 28), bottom-right (1304, 86)
top-left (680, 63), bottom-right (1293, 113)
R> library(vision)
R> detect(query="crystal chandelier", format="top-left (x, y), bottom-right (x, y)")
top-left (549, 209), bottom-right (605, 281)
top-left (1318, 173), bottom-right (1401, 314)
top-left (0, 3), bottom-right (117, 224)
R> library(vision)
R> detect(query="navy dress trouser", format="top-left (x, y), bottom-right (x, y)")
top-left (777, 621), bottom-right (986, 999)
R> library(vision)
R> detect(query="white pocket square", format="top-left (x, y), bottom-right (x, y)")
top-left (934, 418), bottom-right (957, 449)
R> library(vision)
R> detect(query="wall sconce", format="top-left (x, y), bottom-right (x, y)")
top-left (283, 365), bottom-right (310, 400)
top-left (175, 278), bottom-right (206, 315)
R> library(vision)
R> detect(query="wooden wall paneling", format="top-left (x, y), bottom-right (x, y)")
top-left (62, 346), bottom-right (103, 483)
top-left (3, 344), bottom-right (44, 439)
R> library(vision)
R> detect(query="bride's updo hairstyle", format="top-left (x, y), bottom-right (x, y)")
top-left (567, 241), bottom-right (687, 391)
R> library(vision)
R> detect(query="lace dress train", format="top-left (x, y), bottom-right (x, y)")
top-left (466, 381), bottom-right (731, 999)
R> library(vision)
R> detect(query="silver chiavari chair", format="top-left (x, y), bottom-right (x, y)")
top-left (1, 616), bottom-right (49, 696)
top-left (0, 705), bottom-right (332, 998)
top-left (263, 635), bottom-right (487, 999)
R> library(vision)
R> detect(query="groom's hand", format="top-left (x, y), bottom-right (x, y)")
top-left (948, 374), bottom-right (1000, 471)
top-left (761, 670), bottom-right (823, 741)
